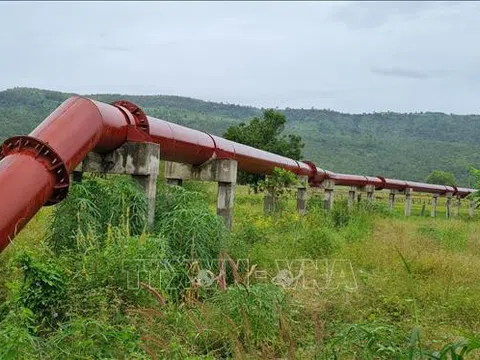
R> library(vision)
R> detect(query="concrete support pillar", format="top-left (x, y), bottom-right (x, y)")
top-left (133, 174), bottom-right (158, 229)
top-left (454, 195), bottom-right (461, 217)
top-left (214, 160), bottom-right (237, 230)
top-left (166, 178), bottom-right (183, 186)
top-left (404, 188), bottom-right (413, 217)
top-left (217, 182), bottom-right (235, 230)
top-left (263, 189), bottom-right (275, 215)
top-left (365, 185), bottom-right (375, 203)
top-left (470, 199), bottom-right (476, 218)
top-left (322, 180), bottom-right (335, 210)
top-left (76, 142), bottom-right (160, 230)
top-left (165, 161), bottom-right (192, 186)
top-left (445, 192), bottom-right (453, 218)
top-left (164, 159), bottom-right (237, 229)
top-left (431, 194), bottom-right (439, 218)
top-left (420, 202), bottom-right (426, 217)
top-left (348, 186), bottom-right (356, 209)
top-left (388, 190), bottom-right (397, 212)
top-left (296, 176), bottom-right (308, 216)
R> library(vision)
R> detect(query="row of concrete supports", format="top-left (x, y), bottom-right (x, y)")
top-left (72, 143), bottom-right (476, 232)
top-left (344, 183), bottom-right (474, 218)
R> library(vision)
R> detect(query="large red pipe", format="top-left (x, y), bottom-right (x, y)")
top-left (0, 97), bottom-right (132, 252)
top-left (0, 96), bottom-right (476, 251)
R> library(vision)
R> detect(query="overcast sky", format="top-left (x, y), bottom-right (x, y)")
top-left (1, 1), bottom-right (480, 113)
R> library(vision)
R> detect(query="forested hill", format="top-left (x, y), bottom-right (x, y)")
top-left (1, 87), bottom-right (479, 185)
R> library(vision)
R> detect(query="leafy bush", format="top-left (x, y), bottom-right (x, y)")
top-left (10, 252), bottom-right (67, 334)
top-left (155, 184), bottom-right (226, 262)
top-left (42, 317), bottom-right (145, 359)
top-left (0, 307), bottom-right (39, 359)
top-left (48, 176), bottom-right (147, 252)
top-left (208, 284), bottom-right (299, 356)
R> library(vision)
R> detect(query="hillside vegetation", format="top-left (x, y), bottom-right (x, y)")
top-left (1, 87), bottom-right (480, 185)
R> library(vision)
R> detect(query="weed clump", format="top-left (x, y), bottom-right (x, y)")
top-left (48, 176), bottom-right (147, 252)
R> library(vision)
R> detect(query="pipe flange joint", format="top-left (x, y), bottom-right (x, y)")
top-left (0, 136), bottom-right (70, 205)
top-left (111, 100), bottom-right (150, 134)
top-left (302, 160), bottom-right (319, 184)
top-left (452, 186), bottom-right (459, 196)
top-left (376, 176), bottom-right (386, 190)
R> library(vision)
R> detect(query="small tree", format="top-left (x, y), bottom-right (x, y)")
top-left (224, 109), bottom-right (304, 192)
top-left (424, 170), bottom-right (456, 186)
top-left (468, 167), bottom-right (480, 208)
top-left (259, 167), bottom-right (299, 213)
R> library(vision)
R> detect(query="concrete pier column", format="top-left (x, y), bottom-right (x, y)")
top-left (388, 190), bottom-right (397, 212)
top-left (134, 174), bottom-right (158, 229)
top-left (296, 176), bottom-right (308, 216)
top-left (164, 159), bottom-right (238, 228)
top-left (214, 160), bottom-right (237, 230)
top-left (78, 142), bottom-right (160, 230)
top-left (365, 185), bottom-right (375, 203)
top-left (322, 180), bottom-right (335, 210)
top-left (263, 175), bottom-right (275, 215)
top-left (357, 192), bottom-right (362, 203)
top-left (404, 188), bottom-right (413, 217)
top-left (164, 161), bottom-right (192, 186)
top-left (431, 194), bottom-right (439, 218)
top-left (167, 178), bottom-right (183, 186)
top-left (348, 186), bottom-right (356, 209)
top-left (470, 199), bottom-right (476, 218)
top-left (420, 202), bottom-right (426, 217)
top-left (454, 195), bottom-right (461, 217)
top-left (445, 192), bottom-right (453, 218)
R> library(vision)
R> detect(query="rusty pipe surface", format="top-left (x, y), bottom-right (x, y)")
top-left (0, 95), bottom-right (477, 252)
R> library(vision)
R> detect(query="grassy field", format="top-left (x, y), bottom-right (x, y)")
top-left (0, 175), bottom-right (479, 359)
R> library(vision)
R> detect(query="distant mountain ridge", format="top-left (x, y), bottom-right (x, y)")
top-left (1, 87), bottom-right (479, 186)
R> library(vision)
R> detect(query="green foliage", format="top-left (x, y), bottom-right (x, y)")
top-left (259, 167), bottom-right (299, 198)
top-left (0, 307), bottom-right (39, 359)
top-left (210, 284), bottom-right (298, 350)
top-left (324, 324), bottom-right (480, 360)
top-left (2, 87), bottom-right (479, 184)
top-left (15, 253), bottom-right (67, 333)
top-left (259, 167), bottom-right (299, 214)
top-left (224, 109), bottom-right (304, 190)
top-left (324, 322), bottom-right (411, 358)
top-left (425, 170), bottom-right (457, 186)
top-left (468, 167), bottom-right (480, 209)
top-left (224, 109), bottom-right (304, 160)
top-left (154, 184), bottom-right (227, 301)
top-left (154, 184), bottom-right (226, 262)
top-left (42, 317), bottom-right (145, 359)
top-left (427, 333), bottom-right (480, 360)
top-left (417, 224), bottom-right (468, 251)
top-left (48, 176), bottom-right (147, 252)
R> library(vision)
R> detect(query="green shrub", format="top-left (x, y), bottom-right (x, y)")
top-left (0, 307), bottom-right (39, 360)
top-left (48, 176), bottom-right (147, 252)
top-left (14, 252), bottom-right (67, 333)
top-left (299, 226), bottom-right (339, 258)
top-left (209, 284), bottom-right (298, 353)
top-left (324, 322), bottom-right (411, 359)
top-left (155, 184), bottom-right (226, 262)
top-left (43, 317), bottom-right (145, 359)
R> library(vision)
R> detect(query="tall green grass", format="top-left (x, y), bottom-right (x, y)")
top-left (0, 177), bottom-right (479, 358)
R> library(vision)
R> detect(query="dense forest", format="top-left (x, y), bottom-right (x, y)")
top-left (1, 87), bottom-right (479, 185)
